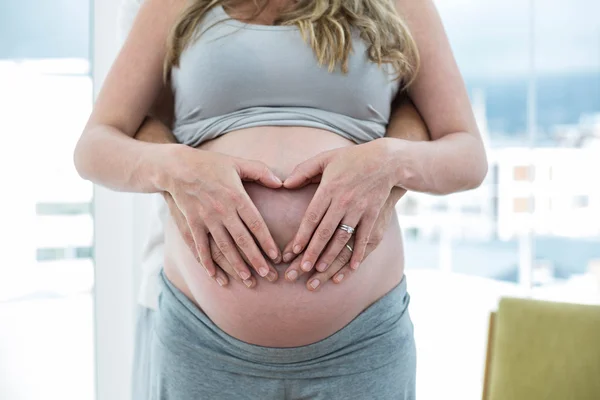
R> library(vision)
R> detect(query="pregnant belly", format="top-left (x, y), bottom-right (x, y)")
top-left (163, 126), bottom-right (405, 347)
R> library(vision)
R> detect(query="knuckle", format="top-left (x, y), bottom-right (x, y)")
top-left (306, 211), bottom-right (321, 224)
top-left (337, 251), bottom-right (352, 265)
top-left (358, 236), bottom-right (370, 246)
top-left (370, 233), bottom-right (383, 244)
top-left (212, 249), bottom-right (226, 264)
top-left (216, 240), bottom-right (231, 253)
top-left (317, 227), bottom-right (333, 240)
top-left (339, 195), bottom-right (353, 208)
top-left (247, 218), bottom-right (264, 234)
top-left (211, 199), bottom-right (227, 215)
top-left (234, 234), bottom-right (249, 248)
top-left (229, 191), bottom-right (243, 205)
top-left (335, 231), bottom-right (352, 243)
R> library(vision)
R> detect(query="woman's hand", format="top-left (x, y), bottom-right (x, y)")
top-left (163, 192), bottom-right (279, 289)
top-left (159, 144), bottom-right (283, 282)
top-left (282, 139), bottom-right (399, 273)
top-left (283, 187), bottom-right (405, 290)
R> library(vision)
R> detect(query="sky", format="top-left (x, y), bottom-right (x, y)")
top-left (435, 0), bottom-right (600, 77)
top-left (1, 0), bottom-right (599, 78)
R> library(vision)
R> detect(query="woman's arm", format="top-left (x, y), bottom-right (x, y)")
top-left (133, 92), bottom-right (276, 288)
top-left (74, 0), bottom-right (180, 192)
top-left (386, 0), bottom-right (488, 195)
top-left (74, 0), bottom-right (282, 282)
top-left (282, 0), bottom-right (487, 270)
top-left (281, 96), bottom-right (430, 287)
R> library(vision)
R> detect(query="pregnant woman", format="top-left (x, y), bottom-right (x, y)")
top-left (75, 0), bottom-right (487, 398)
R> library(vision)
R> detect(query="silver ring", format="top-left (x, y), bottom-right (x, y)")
top-left (345, 244), bottom-right (354, 252)
top-left (338, 224), bottom-right (356, 235)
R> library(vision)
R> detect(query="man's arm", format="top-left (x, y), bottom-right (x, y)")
top-left (386, 94), bottom-right (431, 142)
top-left (134, 85), bottom-right (177, 144)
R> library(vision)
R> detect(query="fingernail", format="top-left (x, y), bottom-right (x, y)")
top-left (216, 277), bottom-right (226, 287)
top-left (271, 173), bottom-right (283, 185)
top-left (301, 261), bottom-right (312, 272)
top-left (240, 271), bottom-right (251, 280)
top-left (309, 279), bottom-right (320, 289)
top-left (267, 270), bottom-right (277, 282)
top-left (293, 244), bottom-right (302, 254)
top-left (317, 262), bottom-right (328, 272)
top-left (286, 270), bottom-right (298, 281)
top-left (351, 262), bottom-right (360, 270)
top-left (243, 279), bottom-right (253, 288)
top-left (269, 249), bottom-right (279, 260)
top-left (283, 253), bottom-right (294, 263)
top-left (259, 267), bottom-right (269, 277)
top-left (335, 274), bottom-right (344, 283)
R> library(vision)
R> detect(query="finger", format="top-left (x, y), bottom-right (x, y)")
top-left (332, 243), bottom-right (377, 284)
top-left (208, 237), bottom-right (243, 287)
top-left (281, 241), bottom-right (298, 264)
top-left (283, 152), bottom-right (329, 189)
top-left (332, 264), bottom-right (353, 284)
top-left (349, 212), bottom-right (378, 270)
top-left (298, 206), bottom-right (345, 273)
top-left (212, 268), bottom-right (229, 287)
top-left (240, 249), bottom-right (278, 283)
top-left (164, 192), bottom-right (201, 261)
top-left (237, 198), bottom-right (281, 263)
top-left (314, 215), bottom-right (360, 272)
top-left (223, 217), bottom-right (271, 278)
top-left (290, 190), bottom-right (331, 257)
top-left (284, 253), bottom-right (304, 282)
top-left (235, 159), bottom-right (282, 188)
top-left (208, 224), bottom-right (253, 281)
top-left (211, 236), bottom-right (275, 285)
top-left (190, 226), bottom-right (216, 277)
top-left (306, 242), bottom-right (353, 291)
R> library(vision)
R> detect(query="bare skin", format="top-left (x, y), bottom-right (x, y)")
top-left (74, 0), bottom-right (486, 347)
top-left (134, 95), bottom-right (430, 290)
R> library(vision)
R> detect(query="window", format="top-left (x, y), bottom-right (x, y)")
top-left (0, 2), bottom-right (94, 399)
top-left (514, 165), bottom-right (534, 181)
top-left (573, 195), bottom-right (589, 208)
top-left (399, 1), bottom-right (600, 398)
top-left (513, 197), bottom-right (532, 213)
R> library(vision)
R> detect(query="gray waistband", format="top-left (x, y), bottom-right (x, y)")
top-left (156, 270), bottom-right (412, 376)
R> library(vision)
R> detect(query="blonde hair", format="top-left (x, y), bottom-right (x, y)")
top-left (165, 0), bottom-right (420, 88)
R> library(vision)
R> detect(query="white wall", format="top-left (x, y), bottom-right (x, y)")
top-left (93, 0), bottom-right (141, 399)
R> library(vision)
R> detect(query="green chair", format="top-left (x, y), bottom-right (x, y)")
top-left (483, 297), bottom-right (600, 400)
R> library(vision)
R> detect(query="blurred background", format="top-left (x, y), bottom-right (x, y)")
top-left (0, 0), bottom-right (598, 399)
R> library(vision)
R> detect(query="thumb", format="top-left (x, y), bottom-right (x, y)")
top-left (235, 159), bottom-right (282, 188)
top-left (283, 152), bottom-right (330, 189)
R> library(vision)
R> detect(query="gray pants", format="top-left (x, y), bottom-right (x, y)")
top-left (132, 270), bottom-right (416, 399)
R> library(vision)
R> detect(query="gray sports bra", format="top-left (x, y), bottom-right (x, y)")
top-left (171, 6), bottom-right (401, 146)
